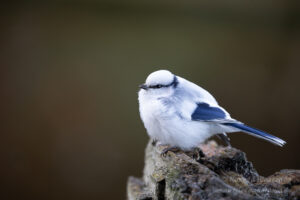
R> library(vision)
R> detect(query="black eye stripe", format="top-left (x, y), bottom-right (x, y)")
top-left (148, 76), bottom-right (178, 89)
top-left (149, 84), bottom-right (163, 89)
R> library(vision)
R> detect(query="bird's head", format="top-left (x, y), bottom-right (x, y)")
top-left (139, 70), bottom-right (178, 98)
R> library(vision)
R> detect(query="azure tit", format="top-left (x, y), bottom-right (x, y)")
top-left (138, 70), bottom-right (286, 151)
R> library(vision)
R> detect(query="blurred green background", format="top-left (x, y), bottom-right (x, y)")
top-left (1, 1), bottom-right (300, 200)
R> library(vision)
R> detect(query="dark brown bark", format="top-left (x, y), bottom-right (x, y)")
top-left (127, 140), bottom-right (300, 200)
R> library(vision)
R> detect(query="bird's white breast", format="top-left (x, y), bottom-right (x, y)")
top-left (138, 89), bottom-right (215, 149)
top-left (138, 90), bottom-right (167, 140)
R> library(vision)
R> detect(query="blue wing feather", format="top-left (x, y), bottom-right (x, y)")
top-left (191, 103), bottom-right (226, 120)
top-left (191, 103), bottom-right (286, 147)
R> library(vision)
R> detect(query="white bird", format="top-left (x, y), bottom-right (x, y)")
top-left (138, 70), bottom-right (286, 151)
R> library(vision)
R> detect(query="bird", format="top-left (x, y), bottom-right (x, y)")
top-left (138, 69), bottom-right (286, 153)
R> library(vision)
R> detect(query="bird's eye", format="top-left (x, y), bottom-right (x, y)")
top-left (149, 84), bottom-right (163, 89)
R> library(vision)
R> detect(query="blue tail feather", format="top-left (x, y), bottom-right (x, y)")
top-left (224, 123), bottom-right (286, 147)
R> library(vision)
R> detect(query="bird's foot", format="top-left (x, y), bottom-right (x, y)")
top-left (161, 146), bottom-right (180, 157)
top-left (217, 133), bottom-right (231, 147)
top-left (186, 147), bottom-right (206, 160)
top-left (151, 139), bottom-right (158, 146)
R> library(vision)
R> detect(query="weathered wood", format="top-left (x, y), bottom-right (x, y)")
top-left (127, 140), bottom-right (300, 200)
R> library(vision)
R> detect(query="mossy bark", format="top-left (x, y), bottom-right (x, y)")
top-left (127, 140), bottom-right (300, 200)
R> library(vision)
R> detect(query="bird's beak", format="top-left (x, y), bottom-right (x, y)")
top-left (139, 84), bottom-right (148, 90)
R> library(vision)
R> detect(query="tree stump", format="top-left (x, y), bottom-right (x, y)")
top-left (127, 140), bottom-right (300, 200)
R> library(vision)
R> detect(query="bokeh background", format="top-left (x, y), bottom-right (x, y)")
top-left (1, 1), bottom-right (300, 200)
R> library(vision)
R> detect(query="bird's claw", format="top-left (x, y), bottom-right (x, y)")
top-left (151, 139), bottom-right (158, 146)
top-left (161, 146), bottom-right (180, 157)
top-left (191, 147), bottom-right (206, 161)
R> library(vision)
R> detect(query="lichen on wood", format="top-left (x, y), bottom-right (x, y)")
top-left (127, 140), bottom-right (300, 200)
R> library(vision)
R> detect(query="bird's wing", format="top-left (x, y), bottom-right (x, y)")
top-left (190, 102), bottom-right (286, 146)
top-left (191, 102), bottom-right (236, 123)
top-left (176, 76), bottom-right (236, 122)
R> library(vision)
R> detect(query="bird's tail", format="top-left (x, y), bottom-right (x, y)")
top-left (224, 123), bottom-right (286, 147)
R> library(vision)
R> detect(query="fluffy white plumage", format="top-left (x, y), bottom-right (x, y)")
top-left (138, 70), bottom-right (286, 150)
